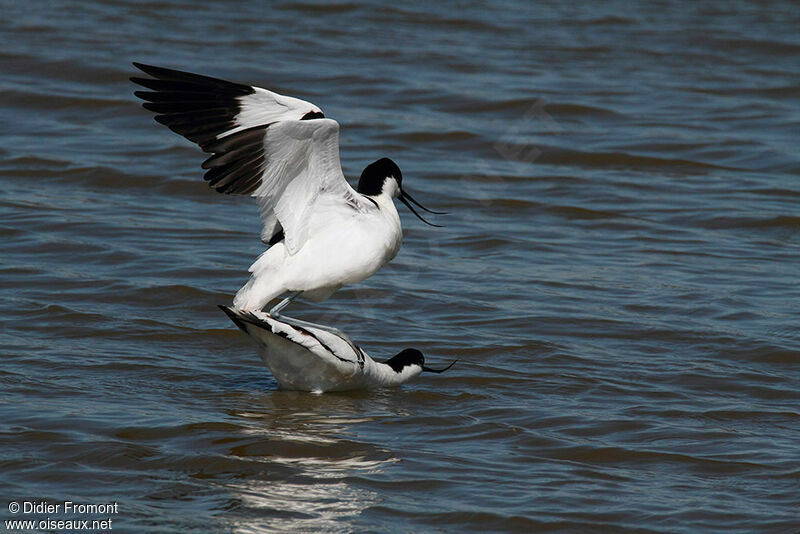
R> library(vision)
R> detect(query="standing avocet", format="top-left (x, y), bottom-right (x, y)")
top-left (131, 63), bottom-right (444, 341)
top-left (220, 306), bottom-right (455, 393)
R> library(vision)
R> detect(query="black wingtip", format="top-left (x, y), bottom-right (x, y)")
top-left (132, 62), bottom-right (171, 75)
top-left (132, 62), bottom-right (161, 76)
top-left (131, 62), bottom-right (254, 98)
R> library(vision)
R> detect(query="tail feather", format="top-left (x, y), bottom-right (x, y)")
top-left (233, 243), bottom-right (287, 310)
top-left (232, 277), bottom-right (257, 309)
top-left (233, 274), bottom-right (284, 311)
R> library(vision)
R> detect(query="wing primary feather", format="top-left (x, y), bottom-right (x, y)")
top-left (132, 63), bottom-right (254, 96)
top-left (202, 144), bottom-right (264, 169)
top-left (157, 122), bottom-right (227, 148)
top-left (143, 101), bottom-right (239, 114)
top-left (205, 159), bottom-right (259, 188)
top-left (134, 91), bottom-right (236, 103)
top-left (152, 109), bottom-right (234, 125)
top-left (204, 163), bottom-right (263, 189)
top-left (196, 124), bottom-right (271, 194)
top-left (130, 77), bottom-right (226, 93)
top-left (203, 124), bottom-right (271, 153)
top-left (204, 146), bottom-right (265, 174)
top-left (156, 117), bottom-right (232, 137)
top-left (132, 64), bottom-right (363, 249)
top-left (132, 63), bottom-right (259, 155)
top-left (206, 160), bottom-right (265, 194)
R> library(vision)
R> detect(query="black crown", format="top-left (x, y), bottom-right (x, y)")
top-left (357, 157), bottom-right (402, 196)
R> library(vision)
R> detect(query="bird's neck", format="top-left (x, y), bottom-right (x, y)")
top-left (373, 191), bottom-right (398, 210)
top-left (366, 359), bottom-right (423, 386)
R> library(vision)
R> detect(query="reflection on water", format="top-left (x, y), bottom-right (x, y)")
top-left (227, 475), bottom-right (384, 533)
top-left (223, 393), bottom-right (397, 532)
top-left (1, 0), bottom-right (799, 531)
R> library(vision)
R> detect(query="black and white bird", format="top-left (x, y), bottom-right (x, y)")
top-left (131, 63), bottom-right (444, 341)
top-left (220, 306), bottom-right (455, 393)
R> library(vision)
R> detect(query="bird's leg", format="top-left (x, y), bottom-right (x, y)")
top-left (269, 291), bottom-right (302, 317)
top-left (269, 292), bottom-right (363, 362)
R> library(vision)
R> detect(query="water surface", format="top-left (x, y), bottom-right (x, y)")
top-left (1, 1), bottom-right (799, 532)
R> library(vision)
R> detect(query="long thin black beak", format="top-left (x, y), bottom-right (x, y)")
top-left (401, 189), bottom-right (448, 214)
top-left (422, 360), bottom-right (457, 373)
top-left (399, 190), bottom-right (444, 227)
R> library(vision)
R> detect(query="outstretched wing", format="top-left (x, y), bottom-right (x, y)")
top-left (131, 63), bottom-right (370, 253)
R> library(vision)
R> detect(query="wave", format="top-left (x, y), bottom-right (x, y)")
top-left (506, 144), bottom-right (741, 172)
top-left (698, 214), bottom-right (800, 230)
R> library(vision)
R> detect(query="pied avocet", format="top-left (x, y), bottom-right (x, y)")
top-left (220, 306), bottom-right (455, 393)
top-left (132, 64), bottom-right (444, 344)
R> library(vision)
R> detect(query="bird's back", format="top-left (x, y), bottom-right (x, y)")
top-left (222, 307), bottom-right (362, 392)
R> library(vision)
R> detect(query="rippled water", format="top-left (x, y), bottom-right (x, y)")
top-left (2, 1), bottom-right (799, 532)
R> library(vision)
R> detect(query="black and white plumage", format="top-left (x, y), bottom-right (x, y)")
top-left (131, 63), bottom-right (443, 316)
top-left (220, 306), bottom-right (455, 393)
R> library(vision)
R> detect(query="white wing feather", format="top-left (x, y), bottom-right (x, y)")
top-left (131, 64), bottom-right (372, 255)
top-left (223, 87), bottom-right (323, 136)
top-left (253, 119), bottom-right (364, 253)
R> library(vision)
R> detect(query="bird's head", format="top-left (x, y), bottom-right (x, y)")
top-left (384, 348), bottom-right (457, 377)
top-left (357, 158), bottom-right (446, 226)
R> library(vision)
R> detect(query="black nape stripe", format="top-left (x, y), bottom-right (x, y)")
top-left (300, 111), bottom-right (324, 120)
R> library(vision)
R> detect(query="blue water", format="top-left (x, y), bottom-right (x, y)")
top-left (1, 1), bottom-right (799, 532)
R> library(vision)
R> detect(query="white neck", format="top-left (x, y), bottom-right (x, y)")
top-left (364, 359), bottom-right (422, 387)
top-left (382, 177), bottom-right (400, 198)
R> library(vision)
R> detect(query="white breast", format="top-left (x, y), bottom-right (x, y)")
top-left (280, 195), bottom-right (402, 294)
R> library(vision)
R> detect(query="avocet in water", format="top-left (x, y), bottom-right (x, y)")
top-left (132, 64), bottom-right (444, 344)
top-left (220, 306), bottom-right (455, 393)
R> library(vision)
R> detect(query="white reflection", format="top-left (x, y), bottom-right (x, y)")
top-left (227, 479), bottom-right (382, 534)
top-left (223, 393), bottom-right (399, 533)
